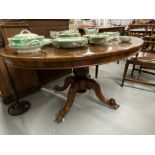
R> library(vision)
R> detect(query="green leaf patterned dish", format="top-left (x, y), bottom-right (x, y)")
top-left (52, 37), bottom-right (88, 48)
top-left (84, 28), bottom-right (99, 35)
top-left (119, 36), bottom-right (133, 42)
top-left (83, 34), bottom-right (108, 44)
top-left (102, 32), bottom-right (120, 41)
top-left (58, 30), bottom-right (81, 38)
top-left (8, 29), bottom-right (45, 48)
top-left (58, 33), bottom-right (81, 38)
top-left (10, 38), bottom-right (52, 54)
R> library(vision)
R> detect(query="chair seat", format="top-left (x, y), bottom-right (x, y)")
top-left (128, 52), bottom-right (155, 68)
top-left (138, 51), bottom-right (155, 59)
top-left (121, 29), bottom-right (155, 87)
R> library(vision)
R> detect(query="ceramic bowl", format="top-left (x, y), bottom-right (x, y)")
top-left (50, 31), bottom-right (60, 39)
top-left (84, 28), bottom-right (99, 35)
top-left (84, 34), bottom-right (108, 44)
top-left (102, 32), bottom-right (120, 41)
top-left (119, 36), bottom-right (133, 42)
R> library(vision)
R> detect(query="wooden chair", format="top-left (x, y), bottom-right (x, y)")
top-left (121, 36), bottom-right (155, 87)
top-left (128, 24), bottom-right (155, 38)
top-left (128, 24), bottom-right (155, 76)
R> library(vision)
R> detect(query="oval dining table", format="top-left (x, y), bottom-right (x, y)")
top-left (0, 37), bottom-right (143, 123)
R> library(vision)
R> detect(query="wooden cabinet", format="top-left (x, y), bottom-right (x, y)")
top-left (0, 19), bottom-right (71, 104)
top-left (27, 19), bottom-right (69, 36)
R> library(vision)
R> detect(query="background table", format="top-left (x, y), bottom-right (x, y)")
top-left (79, 26), bottom-right (125, 36)
top-left (0, 37), bottom-right (143, 123)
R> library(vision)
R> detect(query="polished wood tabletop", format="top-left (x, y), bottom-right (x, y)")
top-left (0, 37), bottom-right (144, 123)
top-left (0, 37), bottom-right (143, 69)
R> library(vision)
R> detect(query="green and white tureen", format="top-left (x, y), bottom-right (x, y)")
top-left (8, 29), bottom-right (52, 53)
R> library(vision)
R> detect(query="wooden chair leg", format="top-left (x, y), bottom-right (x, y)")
top-left (121, 60), bottom-right (130, 87)
top-left (139, 66), bottom-right (142, 74)
top-left (131, 64), bottom-right (135, 77)
top-left (95, 65), bottom-right (99, 78)
top-left (131, 52), bottom-right (139, 77)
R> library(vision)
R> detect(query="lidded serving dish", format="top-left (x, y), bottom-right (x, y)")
top-left (8, 29), bottom-right (45, 47)
top-left (51, 30), bottom-right (88, 48)
top-left (8, 29), bottom-right (52, 53)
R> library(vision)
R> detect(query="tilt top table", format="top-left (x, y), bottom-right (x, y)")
top-left (0, 37), bottom-right (143, 123)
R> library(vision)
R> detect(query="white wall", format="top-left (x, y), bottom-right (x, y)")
top-left (110, 19), bottom-right (133, 26)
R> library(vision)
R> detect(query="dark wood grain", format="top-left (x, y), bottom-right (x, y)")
top-left (0, 19), bottom-right (70, 103)
top-left (0, 37), bottom-right (143, 122)
top-left (0, 37), bottom-right (143, 69)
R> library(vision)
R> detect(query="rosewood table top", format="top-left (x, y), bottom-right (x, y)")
top-left (0, 37), bottom-right (143, 69)
top-left (0, 37), bottom-right (144, 123)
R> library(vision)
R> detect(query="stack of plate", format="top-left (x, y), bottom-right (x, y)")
top-left (52, 37), bottom-right (88, 48)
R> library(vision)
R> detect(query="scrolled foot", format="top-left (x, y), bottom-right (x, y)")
top-left (106, 98), bottom-right (120, 110)
top-left (55, 112), bottom-right (65, 123)
top-left (86, 79), bottom-right (120, 110)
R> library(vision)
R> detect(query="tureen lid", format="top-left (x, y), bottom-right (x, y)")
top-left (8, 29), bottom-right (44, 41)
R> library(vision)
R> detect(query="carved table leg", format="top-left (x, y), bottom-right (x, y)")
top-left (54, 67), bottom-right (119, 123)
top-left (55, 82), bottom-right (79, 123)
top-left (4, 61), bottom-right (30, 116)
top-left (54, 76), bottom-right (75, 91)
top-left (86, 79), bottom-right (120, 109)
